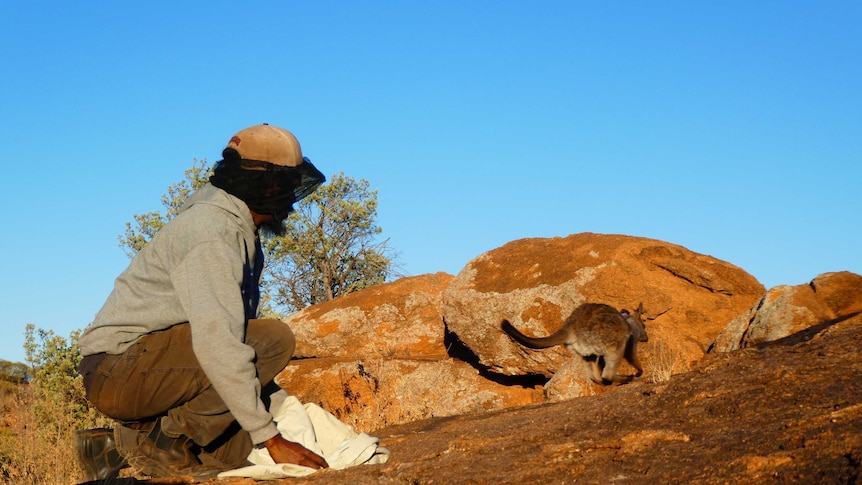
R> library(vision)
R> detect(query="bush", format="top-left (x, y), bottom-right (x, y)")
top-left (23, 325), bottom-right (107, 433)
top-left (0, 361), bottom-right (28, 385)
top-left (0, 325), bottom-right (110, 484)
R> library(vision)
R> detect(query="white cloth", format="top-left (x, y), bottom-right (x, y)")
top-left (217, 391), bottom-right (390, 480)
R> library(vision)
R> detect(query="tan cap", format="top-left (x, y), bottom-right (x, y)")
top-left (224, 123), bottom-right (304, 167)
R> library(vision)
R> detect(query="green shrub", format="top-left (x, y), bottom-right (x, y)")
top-left (0, 361), bottom-right (28, 385)
top-left (0, 325), bottom-right (110, 484)
top-left (23, 324), bottom-right (108, 433)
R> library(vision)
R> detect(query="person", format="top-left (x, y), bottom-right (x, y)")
top-left (76, 124), bottom-right (330, 480)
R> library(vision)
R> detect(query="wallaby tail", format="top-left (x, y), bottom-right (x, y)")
top-left (501, 320), bottom-right (569, 349)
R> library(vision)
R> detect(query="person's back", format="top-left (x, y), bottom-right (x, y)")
top-left (80, 183), bottom-right (259, 357)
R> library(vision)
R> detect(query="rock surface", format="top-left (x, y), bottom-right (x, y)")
top-left (278, 234), bottom-right (770, 429)
top-left (342, 311), bottom-right (861, 485)
top-left (123, 300), bottom-right (862, 484)
top-left (712, 271), bottom-right (862, 352)
top-left (277, 272), bottom-right (540, 431)
top-left (441, 233), bottom-right (764, 399)
top-left (286, 272), bottom-right (454, 360)
top-left (277, 356), bottom-right (540, 431)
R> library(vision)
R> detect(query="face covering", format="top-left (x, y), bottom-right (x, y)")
top-left (210, 155), bottom-right (326, 223)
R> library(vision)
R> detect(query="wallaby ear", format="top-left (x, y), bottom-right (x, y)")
top-left (637, 302), bottom-right (645, 315)
top-left (620, 309), bottom-right (630, 317)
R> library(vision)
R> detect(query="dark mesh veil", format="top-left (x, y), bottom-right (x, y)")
top-left (210, 149), bottom-right (326, 221)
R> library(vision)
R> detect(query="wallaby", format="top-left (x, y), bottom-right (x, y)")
top-left (501, 302), bottom-right (648, 385)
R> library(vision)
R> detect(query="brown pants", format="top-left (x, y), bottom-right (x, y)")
top-left (80, 319), bottom-right (295, 467)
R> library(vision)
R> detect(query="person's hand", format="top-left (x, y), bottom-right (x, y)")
top-left (263, 434), bottom-right (329, 470)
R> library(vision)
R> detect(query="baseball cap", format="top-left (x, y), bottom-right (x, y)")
top-left (224, 123), bottom-right (304, 167)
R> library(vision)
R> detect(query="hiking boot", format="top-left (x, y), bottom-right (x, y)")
top-left (125, 417), bottom-right (223, 480)
top-left (75, 428), bottom-right (130, 481)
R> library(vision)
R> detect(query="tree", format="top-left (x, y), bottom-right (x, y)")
top-left (119, 161), bottom-right (397, 315)
top-left (0, 359), bottom-right (29, 384)
top-left (8, 325), bottom-right (110, 484)
top-left (264, 172), bottom-right (396, 312)
top-left (23, 324), bottom-right (109, 434)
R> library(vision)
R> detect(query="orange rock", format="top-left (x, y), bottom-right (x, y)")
top-left (276, 356), bottom-right (540, 432)
top-left (285, 273), bottom-right (454, 359)
top-left (811, 271), bottom-right (862, 316)
top-left (440, 233), bottom-right (765, 397)
top-left (712, 270), bottom-right (862, 352)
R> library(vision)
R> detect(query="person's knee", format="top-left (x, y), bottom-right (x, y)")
top-left (247, 319), bottom-right (295, 365)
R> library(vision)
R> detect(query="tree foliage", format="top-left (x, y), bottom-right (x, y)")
top-left (0, 326), bottom-right (109, 484)
top-left (23, 324), bottom-right (109, 435)
top-left (0, 359), bottom-right (28, 384)
top-left (119, 160), bottom-right (397, 315)
top-left (264, 172), bottom-right (394, 312)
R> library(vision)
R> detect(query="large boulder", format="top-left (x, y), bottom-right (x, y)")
top-left (711, 271), bottom-right (862, 352)
top-left (277, 272), bottom-right (541, 431)
top-left (276, 357), bottom-right (540, 432)
top-left (440, 233), bottom-right (765, 399)
top-left (285, 272), bottom-right (454, 359)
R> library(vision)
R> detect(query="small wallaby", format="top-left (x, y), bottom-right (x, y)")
top-left (501, 302), bottom-right (648, 385)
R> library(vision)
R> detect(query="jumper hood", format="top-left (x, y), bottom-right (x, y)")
top-left (182, 183), bottom-right (257, 233)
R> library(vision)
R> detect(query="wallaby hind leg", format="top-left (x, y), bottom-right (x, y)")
top-left (601, 354), bottom-right (634, 384)
top-left (582, 356), bottom-right (604, 384)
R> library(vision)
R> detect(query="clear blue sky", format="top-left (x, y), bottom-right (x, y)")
top-left (1, 2), bottom-right (859, 363)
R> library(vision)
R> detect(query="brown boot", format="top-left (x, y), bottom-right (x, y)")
top-left (125, 418), bottom-right (223, 480)
top-left (74, 428), bottom-right (130, 481)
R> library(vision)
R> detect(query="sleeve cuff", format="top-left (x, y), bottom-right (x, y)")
top-left (249, 421), bottom-right (280, 445)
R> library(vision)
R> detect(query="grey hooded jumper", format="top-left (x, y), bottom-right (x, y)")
top-left (79, 183), bottom-right (279, 445)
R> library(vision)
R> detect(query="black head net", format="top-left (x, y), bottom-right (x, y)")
top-left (210, 150), bottom-right (326, 221)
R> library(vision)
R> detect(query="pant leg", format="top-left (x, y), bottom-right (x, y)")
top-left (82, 319), bottom-right (295, 451)
top-left (82, 323), bottom-right (208, 423)
top-left (164, 319), bottom-right (295, 447)
top-left (197, 320), bottom-right (296, 467)
top-left (244, 318), bottom-right (296, 386)
top-left (199, 422), bottom-right (253, 469)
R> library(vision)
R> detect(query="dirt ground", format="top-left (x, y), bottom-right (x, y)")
top-left (88, 314), bottom-right (861, 485)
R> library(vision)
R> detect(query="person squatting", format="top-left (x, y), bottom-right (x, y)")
top-left (76, 124), bottom-right (330, 480)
